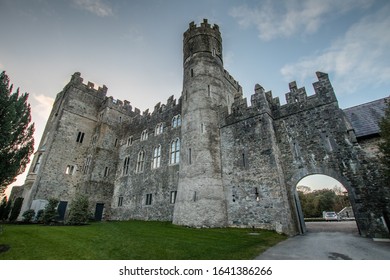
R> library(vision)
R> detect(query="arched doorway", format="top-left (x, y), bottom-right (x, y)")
top-left (294, 174), bottom-right (358, 234)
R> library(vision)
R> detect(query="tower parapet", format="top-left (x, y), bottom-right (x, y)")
top-left (183, 19), bottom-right (222, 65)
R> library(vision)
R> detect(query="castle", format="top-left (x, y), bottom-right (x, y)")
top-left (16, 19), bottom-right (389, 237)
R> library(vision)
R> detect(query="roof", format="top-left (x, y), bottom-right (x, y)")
top-left (343, 97), bottom-right (388, 138)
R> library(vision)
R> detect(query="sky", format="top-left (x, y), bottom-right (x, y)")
top-left (1, 0), bottom-right (389, 196)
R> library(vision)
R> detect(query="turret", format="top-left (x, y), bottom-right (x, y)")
top-left (173, 19), bottom-right (239, 227)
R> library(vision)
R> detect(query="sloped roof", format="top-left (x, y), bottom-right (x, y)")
top-left (343, 97), bottom-right (388, 138)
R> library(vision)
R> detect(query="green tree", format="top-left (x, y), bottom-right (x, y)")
top-left (0, 71), bottom-right (34, 194)
top-left (67, 195), bottom-right (90, 225)
top-left (43, 198), bottom-right (59, 225)
top-left (379, 98), bottom-right (390, 182)
top-left (8, 197), bottom-right (24, 222)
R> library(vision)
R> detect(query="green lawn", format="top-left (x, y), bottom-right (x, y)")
top-left (0, 220), bottom-right (287, 260)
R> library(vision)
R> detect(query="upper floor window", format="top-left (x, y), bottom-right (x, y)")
top-left (155, 123), bottom-right (164, 135)
top-left (152, 145), bottom-right (161, 169)
top-left (123, 156), bottom-right (130, 176)
top-left (140, 129), bottom-right (148, 141)
top-left (136, 150), bottom-right (145, 173)
top-left (76, 131), bottom-right (85, 143)
top-left (170, 138), bottom-right (180, 164)
top-left (65, 165), bottom-right (75, 175)
top-left (103, 166), bottom-right (110, 177)
top-left (172, 115), bottom-right (181, 128)
top-left (83, 155), bottom-right (92, 174)
top-left (127, 136), bottom-right (133, 146)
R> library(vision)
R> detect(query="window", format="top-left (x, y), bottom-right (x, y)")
top-left (65, 165), bottom-right (75, 175)
top-left (188, 148), bottom-right (192, 165)
top-left (104, 166), bottom-right (110, 177)
top-left (76, 131), bottom-right (85, 143)
top-left (114, 138), bottom-right (118, 147)
top-left (155, 123), bottom-right (164, 135)
top-left (136, 150), bottom-right (145, 173)
top-left (170, 138), bottom-right (180, 164)
top-left (91, 135), bottom-right (98, 146)
top-left (32, 154), bottom-right (42, 173)
top-left (123, 156), bottom-right (130, 175)
top-left (145, 194), bottom-right (152, 205)
top-left (191, 69), bottom-right (194, 77)
top-left (118, 196), bottom-right (123, 207)
top-left (141, 129), bottom-right (148, 141)
top-left (172, 115), bottom-right (181, 128)
top-left (127, 136), bottom-right (133, 146)
top-left (152, 145), bottom-right (161, 169)
top-left (170, 191), bottom-right (177, 204)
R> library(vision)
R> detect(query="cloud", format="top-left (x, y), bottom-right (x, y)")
top-left (230, 0), bottom-right (374, 41)
top-left (280, 5), bottom-right (390, 95)
top-left (72, 0), bottom-right (113, 17)
top-left (31, 94), bottom-right (55, 120)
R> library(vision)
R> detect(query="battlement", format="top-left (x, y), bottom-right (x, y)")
top-left (68, 72), bottom-right (108, 99)
top-left (223, 72), bottom-right (337, 125)
top-left (223, 69), bottom-right (242, 92)
top-left (184, 19), bottom-right (220, 40)
top-left (101, 96), bottom-right (138, 116)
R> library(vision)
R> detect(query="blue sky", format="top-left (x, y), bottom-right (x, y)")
top-left (1, 0), bottom-right (389, 193)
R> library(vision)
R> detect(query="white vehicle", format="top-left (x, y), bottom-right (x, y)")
top-left (324, 211), bottom-right (338, 221)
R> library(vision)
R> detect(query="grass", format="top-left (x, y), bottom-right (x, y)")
top-left (0, 220), bottom-right (287, 260)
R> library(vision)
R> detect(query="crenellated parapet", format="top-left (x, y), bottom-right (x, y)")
top-left (222, 71), bottom-right (338, 125)
top-left (68, 72), bottom-right (108, 100)
top-left (223, 69), bottom-right (242, 92)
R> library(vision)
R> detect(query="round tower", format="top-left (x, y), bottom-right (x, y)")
top-left (173, 19), bottom-right (235, 227)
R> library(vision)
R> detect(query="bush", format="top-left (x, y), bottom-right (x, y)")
top-left (67, 196), bottom-right (89, 225)
top-left (9, 197), bottom-right (24, 222)
top-left (22, 209), bottom-right (35, 223)
top-left (43, 198), bottom-right (59, 225)
top-left (35, 209), bottom-right (44, 223)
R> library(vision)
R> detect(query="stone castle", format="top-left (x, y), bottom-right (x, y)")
top-left (16, 19), bottom-right (389, 237)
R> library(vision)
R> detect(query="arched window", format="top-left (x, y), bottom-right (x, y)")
top-left (152, 145), bottom-right (161, 169)
top-left (122, 156), bottom-right (130, 175)
top-left (155, 123), bottom-right (164, 135)
top-left (172, 114), bottom-right (181, 128)
top-left (170, 138), bottom-right (180, 164)
top-left (140, 129), bottom-right (148, 141)
top-left (136, 150), bottom-right (145, 173)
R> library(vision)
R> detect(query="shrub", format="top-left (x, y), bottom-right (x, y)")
top-left (35, 209), bottom-right (44, 223)
top-left (43, 198), bottom-right (59, 225)
top-left (9, 197), bottom-right (24, 222)
top-left (67, 196), bottom-right (89, 225)
top-left (22, 209), bottom-right (35, 223)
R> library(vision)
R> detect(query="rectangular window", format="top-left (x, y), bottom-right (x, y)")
top-left (188, 148), bottom-right (192, 165)
top-left (83, 156), bottom-right (92, 174)
top-left (170, 191), bottom-right (177, 204)
top-left (136, 151), bottom-right (145, 173)
top-left (127, 136), bottom-right (133, 146)
top-left (65, 165), bottom-right (75, 175)
top-left (152, 146), bottom-right (161, 169)
top-left (146, 194), bottom-right (152, 205)
top-left (76, 131), bottom-right (85, 143)
top-left (104, 166), bottom-right (110, 177)
top-left (118, 196), bottom-right (123, 207)
top-left (114, 138), bottom-right (118, 147)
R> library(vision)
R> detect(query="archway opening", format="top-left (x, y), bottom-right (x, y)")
top-left (295, 174), bottom-right (358, 234)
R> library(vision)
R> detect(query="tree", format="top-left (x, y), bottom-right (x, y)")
top-left (67, 195), bottom-right (90, 225)
top-left (42, 198), bottom-right (59, 225)
top-left (0, 71), bottom-right (35, 194)
top-left (379, 98), bottom-right (390, 182)
top-left (8, 197), bottom-right (24, 222)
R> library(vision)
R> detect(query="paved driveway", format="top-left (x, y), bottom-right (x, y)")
top-left (255, 221), bottom-right (390, 260)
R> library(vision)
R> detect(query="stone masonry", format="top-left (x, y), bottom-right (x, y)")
top-left (17, 19), bottom-right (390, 238)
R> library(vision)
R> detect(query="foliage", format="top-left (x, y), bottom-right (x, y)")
top-left (297, 187), bottom-right (350, 218)
top-left (35, 209), bottom-right (44, 223)
top-left (0, 71), bottom-right (35, 194)
top-left (42, 198), bottom-right (59, 225)
top-left (8, 197), bottom-right (24, 222)
top-left (0, 197), bottom-right (7, 221)
top-left (22, 209), bottom-right (35, 223)
top-left (0, 220), bottom-right (287, 260)
top-left (67, 195), bottom-right (89, 225)
top-left (379, 98), bottom-right (390, 183)
top-left (0, 198), bottom-right (12, 221)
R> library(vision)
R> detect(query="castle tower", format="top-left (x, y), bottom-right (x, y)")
top-left (172, 19), bottom-right (240, 227)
